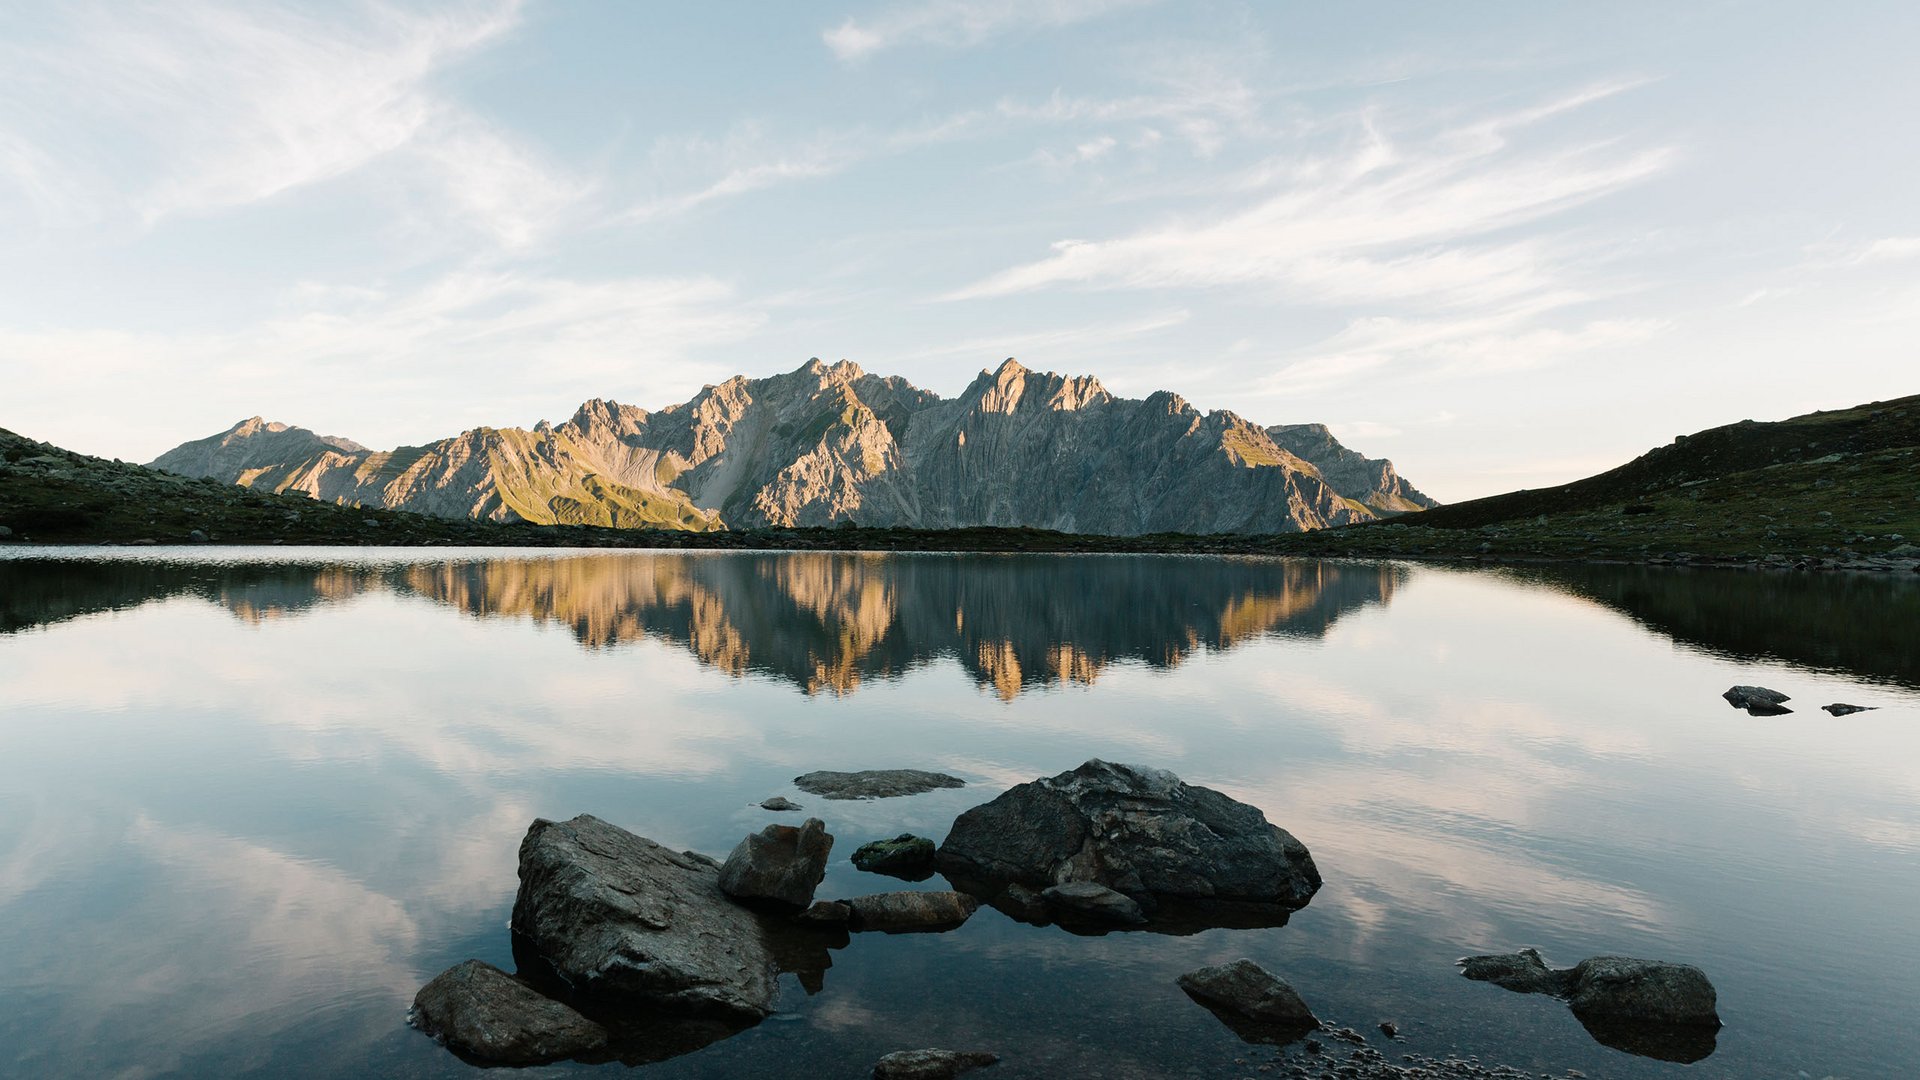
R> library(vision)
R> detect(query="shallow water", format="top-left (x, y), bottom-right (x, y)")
top-left (0, 548), bottom-right (1915, 1078)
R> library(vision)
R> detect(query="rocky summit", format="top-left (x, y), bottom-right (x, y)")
top-left (149, 358), bottom-right (1434, 536)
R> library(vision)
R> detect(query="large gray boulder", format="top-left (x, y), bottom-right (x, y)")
top-left (409, 959), bottom-right (607, 1065)
top-left (935, 760), bottom-right (1320, 930)
top-left (510, 815), bottom-right (779, 1019)
top-left (718, 818), bottom-right (833, 908)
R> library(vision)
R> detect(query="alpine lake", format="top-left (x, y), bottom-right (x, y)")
top-left (1, 548), bottom-right (1916, 1079)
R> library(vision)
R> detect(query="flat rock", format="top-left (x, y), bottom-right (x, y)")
top-left (1723, 685), bottom-right (1791, 715)
top-left (846, 890), bottom-right (980, 933)
top-left (510, 815), bottom-right (779, 1019)
top-left (873, 1048), bottom-right (999, 1079)
top-left (794, 769), bottom-right (966, 800)
top-left (1177, 959), bottom-right (1317, 1043)
top-left (718, 817), bottom-right (833, 908)
top-left (760, 796), bottom-right (802, 811)
top-left (935, 759), bottom-right (1320, 930)
top-left (409, 959), bottom-right (607, 1065)
top-left (851, 834), bottom-right (937, 880)
top-left (1566, 956), bottom-right (1720, 1028)
top-left (1041, 881), bottom-right (1146, 924)
top-left (1822, 703), bottom-right (1876, 716)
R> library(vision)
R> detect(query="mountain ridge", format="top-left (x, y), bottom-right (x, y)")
top-left (150, 358), bottom-right (1438, 536)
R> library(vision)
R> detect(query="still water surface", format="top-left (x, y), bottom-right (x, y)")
top-left (1, 549), bottom-right (1916, 1078)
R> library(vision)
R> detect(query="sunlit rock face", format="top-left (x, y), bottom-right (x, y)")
top-left (149, 358), bottom-right (1434, 535)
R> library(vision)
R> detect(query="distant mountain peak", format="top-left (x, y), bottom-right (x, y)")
top-left (152, 359), bottom-right (1435, 535)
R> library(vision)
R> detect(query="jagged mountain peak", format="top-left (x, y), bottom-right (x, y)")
top-left (154, 358), bottom-right (1434, 535)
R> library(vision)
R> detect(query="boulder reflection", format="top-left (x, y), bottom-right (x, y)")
top-left (0, 553), bottom-right (1404, 698)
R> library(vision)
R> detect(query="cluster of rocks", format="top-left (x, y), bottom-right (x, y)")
top-left (1459, 948), bottom-right (1721, 1062)
top-left (1723, 684), bottom-right (1877, 717)
top-left (407, 759), bottom-right (1725, 1074)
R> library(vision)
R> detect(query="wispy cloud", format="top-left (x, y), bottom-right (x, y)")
top-left (823, 0), bottom-right (1156, 61)
top-left (1850, 235), bottom-right (1920, 264)
top-left (0, 1), bottom-right (579, 245)
top-left (947, 82), bottom-right (1669, 304)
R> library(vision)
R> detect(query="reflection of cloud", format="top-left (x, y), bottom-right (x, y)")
top-left (6, 814), bottom-right (420, 1079)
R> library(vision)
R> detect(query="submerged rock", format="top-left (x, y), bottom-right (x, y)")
top-left (409, 959), bottom-right (607, 1065)
top-left (1041, 881), bottom-right (1146, 925)
top-left (718, 817), bottom-right (833, 908)
top-left (846, 890), bottom-right (980, 933)
top-left (1177, 959), bottom-right (1318, 1044)
top-left (1822, 703), bottom-right (1876, 716)
top-left (935, 759), bottom-right (1320, 931)
top-left (1723, 685), bottom-right (1792, 714)
top-left (851, 834), bottom-right (937, 880)
top-left (794, 769), bottom-right (967, 800)
top-left (511, 815), bottom-right (779, 1019)
top-left (796, 899), bottom-right (853, 926)
top-left (872, 1047), bottom-right (999, 1079)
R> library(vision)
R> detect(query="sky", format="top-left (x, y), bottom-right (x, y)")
top-left (1, 1), bottom-right (1916, 502)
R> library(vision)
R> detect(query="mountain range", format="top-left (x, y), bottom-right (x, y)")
top-left (150, 358), bottom-right (1435, 535)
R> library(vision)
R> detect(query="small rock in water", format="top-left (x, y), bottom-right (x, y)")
top-left (1565, 956), bottom-right (1720, 1027)
top-left (794, 769), bottom-right (967, 800)
top-left (1722, 685), bottom-right (1792, 715)
top-left (1377, 1020), bottom-right (1398, 1039)
top-left (409, 959), bottom-right (607, 1065)
top-left (1177, 958), bottom-right (1318, 1034)
top-left (1041, 881), bottom-right (1147, 925)
top-left (760, 796), bottom-right (802, 811)
top-left (851, 834), bottom-right (937, 880)
top-left (846, 890), bottom-right (980, 933)
top-left (1822, 703), bottom-right (1876, 716)
top-left (872, 1047), bottom-right (999, 1079)
top-left (718, 817), bottom-right (833, 908)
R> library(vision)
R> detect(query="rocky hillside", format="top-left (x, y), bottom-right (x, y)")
top-left (150, 358), bottom-right (1432, 536)
top-left (1266, 423), bottom-right (1436, 513)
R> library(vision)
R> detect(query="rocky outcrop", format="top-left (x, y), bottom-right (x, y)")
top-left (718, 818), bottom-right (833, 908)
top-left (872, 1048), bottom-right (999, 1079)
top-left (1177, 959), bottom-right (1318, 1041)
top-left (851, 834), bottom-right (937, 880)
top-left (150, 358), bottom-right (1435, 536)
top-left (409, 959), bottom-right (607, 1065)
top-left (1267, 423), bottom-right (1437, 514)
top-left (845, 891), bottom-right (980, 933)
top-left (509, 815), bottom-right (779, 1019)
top-left (795, 769), bottom-right (966, 800)
top-left (935, 760), bottom-right (1321, 931)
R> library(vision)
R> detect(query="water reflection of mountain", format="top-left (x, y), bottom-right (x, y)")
top-left (1515, 564), bottom-right (1920, 688)
top-left (0, 553), bottom-right (1403, 697)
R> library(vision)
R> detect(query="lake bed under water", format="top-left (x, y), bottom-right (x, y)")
top-left (1, 549), bottom-right (1915, 1078)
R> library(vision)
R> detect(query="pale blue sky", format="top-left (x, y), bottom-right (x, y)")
top-left (2, 1), bottom-right (1915, 500)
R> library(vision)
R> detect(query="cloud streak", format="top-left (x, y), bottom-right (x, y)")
top-left (823, 0), bottom-right (1156, 61)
